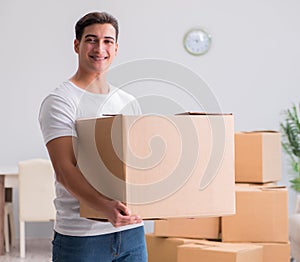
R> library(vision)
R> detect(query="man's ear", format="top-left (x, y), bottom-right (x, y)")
top-left (74, 39), bottom-right (80, 54)
top-left (115, 43), bottom-right (119, 56)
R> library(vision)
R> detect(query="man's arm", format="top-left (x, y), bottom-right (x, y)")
top-left (46, 136), bottom-right (141, 227)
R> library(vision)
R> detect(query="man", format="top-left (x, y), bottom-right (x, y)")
top-left (39, 11), bottom-right (147, 261)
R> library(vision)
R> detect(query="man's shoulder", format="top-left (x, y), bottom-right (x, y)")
top-left (44, 81), bottom-right (80, 103)
top-left (40, 81), bottom-right (81, 111)
top-left (49, 81), bottom-right (75, 97)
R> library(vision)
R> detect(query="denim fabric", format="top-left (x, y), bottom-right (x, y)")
top-left (52, 226), bottom-right (148, 262)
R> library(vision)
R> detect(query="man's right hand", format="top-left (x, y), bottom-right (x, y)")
top-left (101, 199), bottom-right (142, 227)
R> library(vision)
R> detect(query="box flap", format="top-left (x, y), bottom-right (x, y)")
top-left (180, 242), bottom-right (262, 252)
top-left (235, 184), bottom-right (286, 192)
top-left (76, 115), bottom-right (116, 122)
top-left (102, 113), bottom-right (123, 116)
top-left (176, 112), bottom-right (233, 116)
top-left (237, 130), bottom-right (279, 134)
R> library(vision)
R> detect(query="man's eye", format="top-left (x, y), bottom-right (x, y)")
top-left (104, 40), bottom-right (114, 44)
top-left (86, 38), bottom-right (97, 43)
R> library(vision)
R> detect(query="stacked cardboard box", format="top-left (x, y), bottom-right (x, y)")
top-left (222, 131), bottom-right (290, 262)
top-left (146, 233), bottom-right (264, 262)
top-left (153, 217), bottom-right (220, 239)
top-left (146, 131), bottom-right (290, 261)
top-left (177, 241), bottom-right (264, 262)
top-left (146, 234), bottom-right (205, 262)
top-left (234, 131), bottom-right (281, 183)
top-left (75, 114), bottom-right (289, 260)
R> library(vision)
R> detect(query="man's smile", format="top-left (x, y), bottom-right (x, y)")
top-left (89, 55), bottom-right (108, 61)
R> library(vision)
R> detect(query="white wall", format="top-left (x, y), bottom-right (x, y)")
top-left (1, 0), bottom-right (300, 238)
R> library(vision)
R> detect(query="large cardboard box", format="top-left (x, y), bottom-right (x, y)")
top-left (222, 185), bottom-right (288, 243)
top-left (258, 242), bottom-right (290, 262)
top-left (177, 242), bottom-right (263, 262)
top-left (76, 113), bottom-right (235, 219)
top-left (145, 234), bottom-right (204, 262)
top-left (154, 217), bottom-right (220, 239)
top-left (235, 131), bottom-right (281, 183)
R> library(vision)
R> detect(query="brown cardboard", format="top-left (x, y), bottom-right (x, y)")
top-left (235, 132), bottom-right (281, 183)
top-left (222, 185), bottom-right (288, 243)
top-left (76, 114), bottom-right (235, 219)
top-left (257, 242), bottom-right (290, 262)
top-left (145, 234), bottom-right (205, 262)
top-left (153, 217), bottom-right (220, 239)
top-left (177, 242), bottom-right (263, 262)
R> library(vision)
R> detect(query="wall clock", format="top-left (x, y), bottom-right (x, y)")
top-left (183, 28), bottom-right (211, 56)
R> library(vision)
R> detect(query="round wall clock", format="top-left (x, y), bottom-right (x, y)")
top-left (183, 28), bottom-right (212, 56)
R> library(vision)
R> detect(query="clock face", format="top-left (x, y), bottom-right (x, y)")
top-left (183, 29), bottom-right (211, 56)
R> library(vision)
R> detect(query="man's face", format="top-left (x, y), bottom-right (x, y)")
top-left (74, 23), bottom-right (118, 75)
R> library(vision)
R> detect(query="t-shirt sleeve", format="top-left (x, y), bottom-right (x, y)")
top-left (38, 94), bottom-right (76, 145)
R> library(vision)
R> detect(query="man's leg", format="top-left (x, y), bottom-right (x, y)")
top-left (114, 226), bottom-right (148, 262)
top-left (52, 231), bottom-right (112, 262)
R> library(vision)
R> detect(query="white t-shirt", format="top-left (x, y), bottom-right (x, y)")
top-left (39, 80), bottom-right (143, 236)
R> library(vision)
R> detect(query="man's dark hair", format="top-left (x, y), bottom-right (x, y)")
top-left (75, 12), bottom-right (119, 42)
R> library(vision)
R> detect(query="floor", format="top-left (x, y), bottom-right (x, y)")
top-left (0, 239), bottom-right (295, 262)
top-left (0, 239), bottom-right (52, 262)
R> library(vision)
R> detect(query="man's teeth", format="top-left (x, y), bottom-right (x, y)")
top-left (92, 56), bottom-right (107, 61)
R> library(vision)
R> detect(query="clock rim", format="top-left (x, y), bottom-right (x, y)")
top-left (183, 28), bottom-right (212, 56)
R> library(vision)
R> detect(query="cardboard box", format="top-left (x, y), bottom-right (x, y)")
top-left (76, 113), bottom-right (235, 219)
top-left (145, 234), bottom-right (203, 262)
top-left (258, 242), bottom-right (290, 262)
top-left (177, 241), bottom-right (263, 262)
top-left (154, 217), bottom-right (220, 239)
top-left (222, 185), bottom-right (288, 243)
top-left (235, 131), bottom-right (281, 183)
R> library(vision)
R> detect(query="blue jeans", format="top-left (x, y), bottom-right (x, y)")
top-left (52, 226), bottom-right (148, 262)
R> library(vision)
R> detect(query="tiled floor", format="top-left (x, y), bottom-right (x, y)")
top-left (0, 239), bottom-right (52, 262)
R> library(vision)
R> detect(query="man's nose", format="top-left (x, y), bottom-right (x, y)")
top-left (94, 40), bottom-right (105, 51)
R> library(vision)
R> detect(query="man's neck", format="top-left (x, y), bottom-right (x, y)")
top-left (70, 71), bottom-right (110, 94)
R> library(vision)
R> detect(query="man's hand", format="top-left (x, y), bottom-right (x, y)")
top-left (101, 199), bottom-right (142, 227)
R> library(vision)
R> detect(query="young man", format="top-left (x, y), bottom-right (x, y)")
top-left (39, 12), bottom-right (147, 261)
